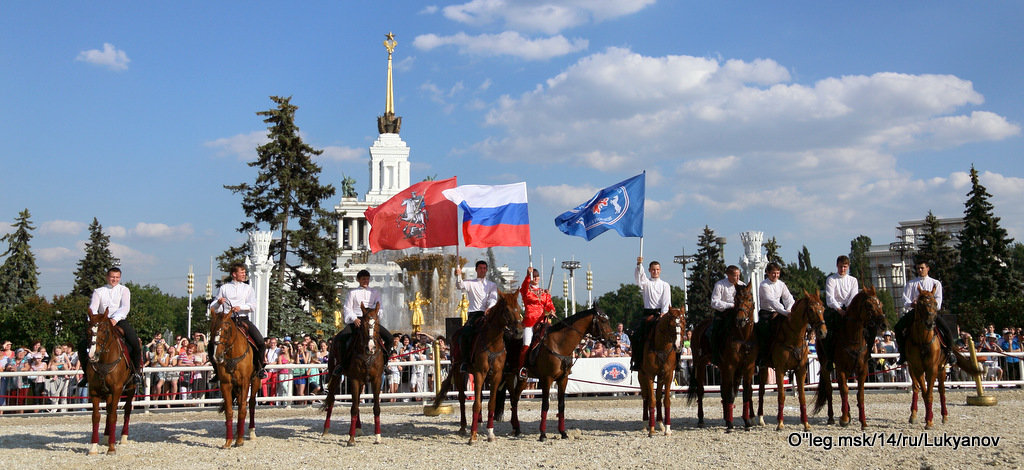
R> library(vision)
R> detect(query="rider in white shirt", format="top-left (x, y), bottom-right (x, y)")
top-left (78, 267), bottom-right (144, 386)
top-left (208, 263), bottom-right (267, 379)
top-left (630, 257), bottom-right (671, 371)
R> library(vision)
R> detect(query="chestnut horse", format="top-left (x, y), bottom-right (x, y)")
top-left (500, 308), bottom-right (617, 441)
top-left (756, 291), bottom-right (827, 431)
top-left (639, 306), bottom-right (686, 437)
top-left (209, 305), bottom-right (261, 448)
top-left (322, 302), bottom-right (388, 445)
top-left (813, 287), bottom-right (886, 429)
top-left (85, 308), bottom-right (137, 455)
top-left (687, 283), bottom-right (757, 432)
top-left (904, 286), bottom-right (983, 428)
top-left (430, 291), bottom-right (522, 444)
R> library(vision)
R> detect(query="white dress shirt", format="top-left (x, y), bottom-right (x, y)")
top-left (89, 284), bottom-right (131, 323)
top-left (759, 278), bottom-right (795, 322)
top-left (343, 286), bottom-right (382, 324)
top-left (711, 278), bottom-right (746, 312)
top-left (824, 273), bottom-right (859, 311)
top-left (209, 281), bottom-right (257, 318)
top-left (457, 277), bottom-right (498, 312)
top-left (635, 265), bottom-right (671, 314)
top-left (902, 276), bottom-right (943, 312)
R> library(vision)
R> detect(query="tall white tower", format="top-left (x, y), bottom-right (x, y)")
top-left (739, 231), bottom-right (768, 316)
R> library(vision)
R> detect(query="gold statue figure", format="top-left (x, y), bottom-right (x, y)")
top-left (409, 291), bottom-right (430, 334)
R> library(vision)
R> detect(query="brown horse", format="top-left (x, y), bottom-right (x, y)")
top-left (322, 302), bottom-right (388, 445)
top-left (687, 283), bottom-right (757, 432)
top-left (431, 291), bottom-right (522, 444)
top-left (904, 286), bottom-right (983, 428)
top-left (756, 291), bottom-right (827, 431)
top-left (813, 287), bottom-right (886, 429)
top-left (639, 306), bottom-right (686, 437)
top-left (85, 308), bottom-right (137, 455)
top-left (500, 308), bottom-right (617, 441)
top-left (209, 306), bottom-right (261, 448)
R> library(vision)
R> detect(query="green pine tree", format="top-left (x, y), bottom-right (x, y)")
top-left (0, 209), bottom-right (40, 306)
top-left (916, 210), bottom-right (959, 303)
top-left (71, 218), bottom-right (120, 298)
top-left (686, 226), bottom-right (726, 326)
top-left (763, 237), bottom-right (784, 267)
top-left (848, 235), bottom-right (872, 285)
top-left (223, 96), bottom-right (340, 306)
top-left (784, 246), bottom-right (825, 297)
top-left (953, 165), bottom-right (1019, 306)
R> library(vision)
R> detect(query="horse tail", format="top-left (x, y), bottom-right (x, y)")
top-left (813, 360), bottom-right (832, 415)
top-left (320, 340), bottom-right (340, 413)
top-left (953, 350), bottom-right (984, 377)
top-left (685, 365), bottom-right (702, 405)
top-left (493, 381), bottom-right (507, 422)
top-left (430, 369), bottom-right (454, 409)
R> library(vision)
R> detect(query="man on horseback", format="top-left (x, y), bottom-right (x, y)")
top-left (757, 263), bottom-right (794, 365)
top-left (517, 268), bottom-right (556, 378)
top-left (209, 263), bottom-right (267, 380)
top-left (630, 257), bottom-right (671, 372)
top-left (78, 267), bottom-right (144, 387)
top-left (709, 265), bottom-right (745, 363)
top-left (894, 260), bottom-right (957, 365)
top-left (824, 255), bottom-right (858, 330)
top-left (455, 260), bottom-right (498, 373)
top-left (336, 269), bottom-right (395, 369)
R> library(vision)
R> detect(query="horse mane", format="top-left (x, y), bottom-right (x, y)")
top-left (548, 308), bottom-right (600, 333)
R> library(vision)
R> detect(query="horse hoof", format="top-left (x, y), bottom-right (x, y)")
top-left (561, 432), bottom-right (569, 439)
top-left (839, 419), bottom-right (850, 428)
top-left (803, 423), bottom-right (811, 432)
top-left (321, 430), bottom-right (329, 438)
top-left (538, 434), bottom-right (546, 442)
top-left (234, 440), bottom-right (244, 448)
top-left (826, 418), bottom-right (835, 425)
top-left (248, 430), bottom-right (256, 439)
top-left (374, 434), bottom-right (382, 444)
top-left (925, 423), bottom-right (933, 430)
top-left (860, 424), bottom-right (867, 431)
top-left (908, 416), bottom-right (916, 424)
top-left (120, 436), bottom-right (129, 445)
top-left (107, 448), bottom-right (116, 455)
top-left (221, 443), bottom-right (232, 450)
top-left (776, 423), bottom-right (784, 432)
top-left (512, 430), bottom-right (521, 437)
top-left (88, 444), bottom-right (99, 455)
top-left (664, 429), bottom-right (672, 437)
top-left (758, 417), bottom-right (765, 426)
top-left (347, 440), bottom-right (356, 447)
top-left (942, 416), bottom-right (948, 424)
top-left (725, 428), bottom-right (733, 434)
top-left (696, 421), bottom-right (705, 428)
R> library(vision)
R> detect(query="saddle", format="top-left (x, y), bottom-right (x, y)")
top-left (525, 322), bottom-right (550, 365)
top-left (231, 318), bottom-right (260, 350)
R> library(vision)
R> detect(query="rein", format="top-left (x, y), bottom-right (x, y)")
top-left (88, 319), bottom-right (125, 377)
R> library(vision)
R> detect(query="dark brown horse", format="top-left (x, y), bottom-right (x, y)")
top-left (209, 306), bottom-right (261, 448)
top-left (430, 291), bottom-right (522, 444)
top-left (639, 306), bottom-right (686, 436)
top-left (904, 287), bottom-right (983, 428)
top-left (813, 287), bottom-right (886, 429)
top-left (756, 291), bottom-right (827, 431)
top-left (688, 283), bottom-right (757, 432)
top-left (322, 302), bottom-right (388, 445)
top-left (85, 308), bottom-right (137, 455)
top-left (500, 308), bottom-right (617, 441)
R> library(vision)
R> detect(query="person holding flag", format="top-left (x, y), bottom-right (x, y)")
top-left (630, 256), bottom-right (672, 371)
top-left (454, 260), bottom-right (498, 372)
top-left (517, 267), bottom-right (556, 378)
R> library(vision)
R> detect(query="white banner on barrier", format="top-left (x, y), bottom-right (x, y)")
top-left (563, 357), bottom-right (637, 394)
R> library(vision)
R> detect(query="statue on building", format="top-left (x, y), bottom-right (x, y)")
top-left (341, 175), bottom-right (357, 198)
top-left (409, 291), bottom-right (430, 334)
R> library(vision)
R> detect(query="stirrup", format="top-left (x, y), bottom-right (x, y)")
top-left (518, 367), bottom-right (528, 379)
top-left (133, 373), bottom-right (144, 386)
top-left (258, 368), bottom-right (267, 379)
top-left (77, 377), bottom-right (88, 388)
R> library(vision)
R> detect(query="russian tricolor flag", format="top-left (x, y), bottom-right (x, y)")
top-left (442, 182), bottom-right (531, 248)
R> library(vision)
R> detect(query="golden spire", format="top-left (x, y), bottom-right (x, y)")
top-left (384, 32), bottom-right (397, 115)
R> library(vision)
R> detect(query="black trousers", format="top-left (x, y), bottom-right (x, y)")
top-left (208, 316), bottom-right (267, 370)
top-left (630, 309), bottom-right (661, 366)
top-left (337, 322), bottom-right (395, 360)
top-left (457, 311), bottom-right (486, 362)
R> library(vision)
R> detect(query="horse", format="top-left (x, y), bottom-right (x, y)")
top-left (638, 306), bottom-right (686, 437)
top-left (813, 286), bottom-right (886, 430)
top-left (209, 305), bottom-right (262, 448)
top-left (904, 286), bottom-right (983, 428)
top-left (687, 283), bottom-right (757, 432)
top-left (84, 308), bottom-right (137, 455)
top-left (430, 291), bottom-right (523, 444)
top-left (322, 302), bottom-right (388, 445)
top-left (499, 308), bottom-right (617, 441)
top-left (756, 291), bottom-right (827, 431)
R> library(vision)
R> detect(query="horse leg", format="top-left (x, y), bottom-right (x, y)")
top-left (322, 372), bottom-right (339, 437)
top-left (221, 383), bottom-right (234, 448)
top-left (348, 378), bottom-right (361, 446)
top-left (796, 366), bottom-right (810, 431)
top-left (538, 376), bottom-right (553, 442)
top-left (695, 362), bottom-right (706, 428)
top-left (776, 368), bottom-right (787, 431)
top-left (248, 377), bottom-right (258, 438)
top-left (757, 366), bottom-right (767, 426)
top-left (235, 383), bottom-right (248, 447)
top-left (557, 376), bottom-right (569, 439)
top-left (372, 375), bottom-right (383, 444)
top-left (469, 371), bottom-right (484, 445)
top-left (639, 373), bottom-right (654, 435)
top-left (89, 396), bottom-right (101, 455)
top-left (923, 369), bottom-right (935, 430)
top-left (105, 393), bottom-right (118, 453)
top-left (721, 366), bottom-right (735, 433)
top-left (120, 389), bottom-right (135, 445)
top-left (457, 371), bottom-right (468, 436)
top-left (655, 376), bottom-right (664, 433)
top-left (837, 371), bottom-right (851, 427)
top-left (742, 368), bottom-right (755, 429)
top-left (825, 366), bottom-right (835, 425)
top-left (938, 366), bottom-right (948, 424)
top-left (909, 372), bottom-right (920, 424)
top-left (856, 371), bottom-right (868, 430)
top-left (510, 377), bottom-right (526, 437)
top-left (662, 371), bottom-right (674, 436)
top-left (486, 370), bottom-right (502, 442)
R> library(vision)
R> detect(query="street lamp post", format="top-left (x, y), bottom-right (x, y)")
top-left (186, 265), bottom-right (194, 338)
top-left (586, 265), bottom-right (593, 309)
top-left (673, 251), bottom-right (696, 305)
top-left (562, 260), bottom-right (582, 316)
top-left (889, 239), bottom-right (915, 289)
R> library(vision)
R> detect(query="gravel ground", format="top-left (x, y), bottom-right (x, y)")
top-left (0, 388), bottom-right (1020, 469)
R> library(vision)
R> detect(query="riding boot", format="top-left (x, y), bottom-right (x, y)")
top-left (518, 345), bottom-right (530, 379)
top-left (894, 315), bottom-right (910, 364)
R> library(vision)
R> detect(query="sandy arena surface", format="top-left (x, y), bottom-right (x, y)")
top-left (1, 389), bottom-right (1021, 469)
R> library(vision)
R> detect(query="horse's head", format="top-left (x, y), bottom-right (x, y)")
top-left (492, 291), bottom-right (524, 339)
top-left (359, 302), bottom-right (382, 354)
top-left (913, 285), bottom-right (939, 330)
top-left (589, 308), bottom-right (618, 347)
top-left (209, 305), bottom-right (236, 362)
top-left (86, 308), bottom-right (113, 361)
top-left (802, 290), bottom-right (827, 340)
top-left (666, 305), bottom-right (686, 349)
top-left (854, 285), bottom-right (887, 334)
top-left (733, 283), bottom-right (755, 329)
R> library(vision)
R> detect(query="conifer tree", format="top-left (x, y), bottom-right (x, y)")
top-left (71, 218), bottom-right (119, 298)
top-left (953, 165), bottom-right (1018, 305)
top-left (915, 210), bottom-right (959, 299)
top-left (848, 235), bottom-right (872, 284)
top-left (686, 226), bottom-right (726, 325)
top-left (0, 209), bottom-right (40, 306)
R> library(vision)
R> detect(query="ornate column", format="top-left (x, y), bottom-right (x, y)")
top-left (247, 231), bottom-right (274, 336)
top-left (739, 231), bottom-right (767, 316)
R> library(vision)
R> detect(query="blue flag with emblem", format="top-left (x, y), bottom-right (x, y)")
top-left (554, 173), bottom-right (644, 241)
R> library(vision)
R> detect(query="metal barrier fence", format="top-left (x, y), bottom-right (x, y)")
top-left (1, 352), bottom-right (1020, 414)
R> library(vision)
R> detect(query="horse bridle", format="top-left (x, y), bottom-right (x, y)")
top-left (212, 300), bottom-right (249, 371)
top-left (88, 317), bottom-right (122, 375)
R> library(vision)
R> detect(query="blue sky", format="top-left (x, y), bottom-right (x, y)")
top-left (2, 1), bottom-right (1022, 300)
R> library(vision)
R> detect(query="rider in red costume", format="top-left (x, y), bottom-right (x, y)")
top-left (518, 268), bottom-right (556, 378)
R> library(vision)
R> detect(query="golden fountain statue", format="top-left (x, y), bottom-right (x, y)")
top-left (409, 291), bottom-right (431, 334)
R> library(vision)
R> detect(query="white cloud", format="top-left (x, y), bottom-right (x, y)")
top-left (130, 222), bottom-right (194, 240)
top-left (320, 146), bottom-right (364, 162)
top-left (414, 32), bottom-right (587, 60)
top-left (442, 0), bottom-right (656, 34)
top-left (37, 246), bottom-right (77, 263)
top-left (75, 43), bottom-right (130, 71)
top-left (109, 242), bottom-right (158, 266)
top-left (420, 5), bottom-right (439, 14)
top-left (39, 220), bottom-right (86, 236)
top-left (204, 131), bottom-right (269, 160)
top-left (395, 56), bottom-right (415, 73)
top-left (108, 226), bottom-right (128, 238)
